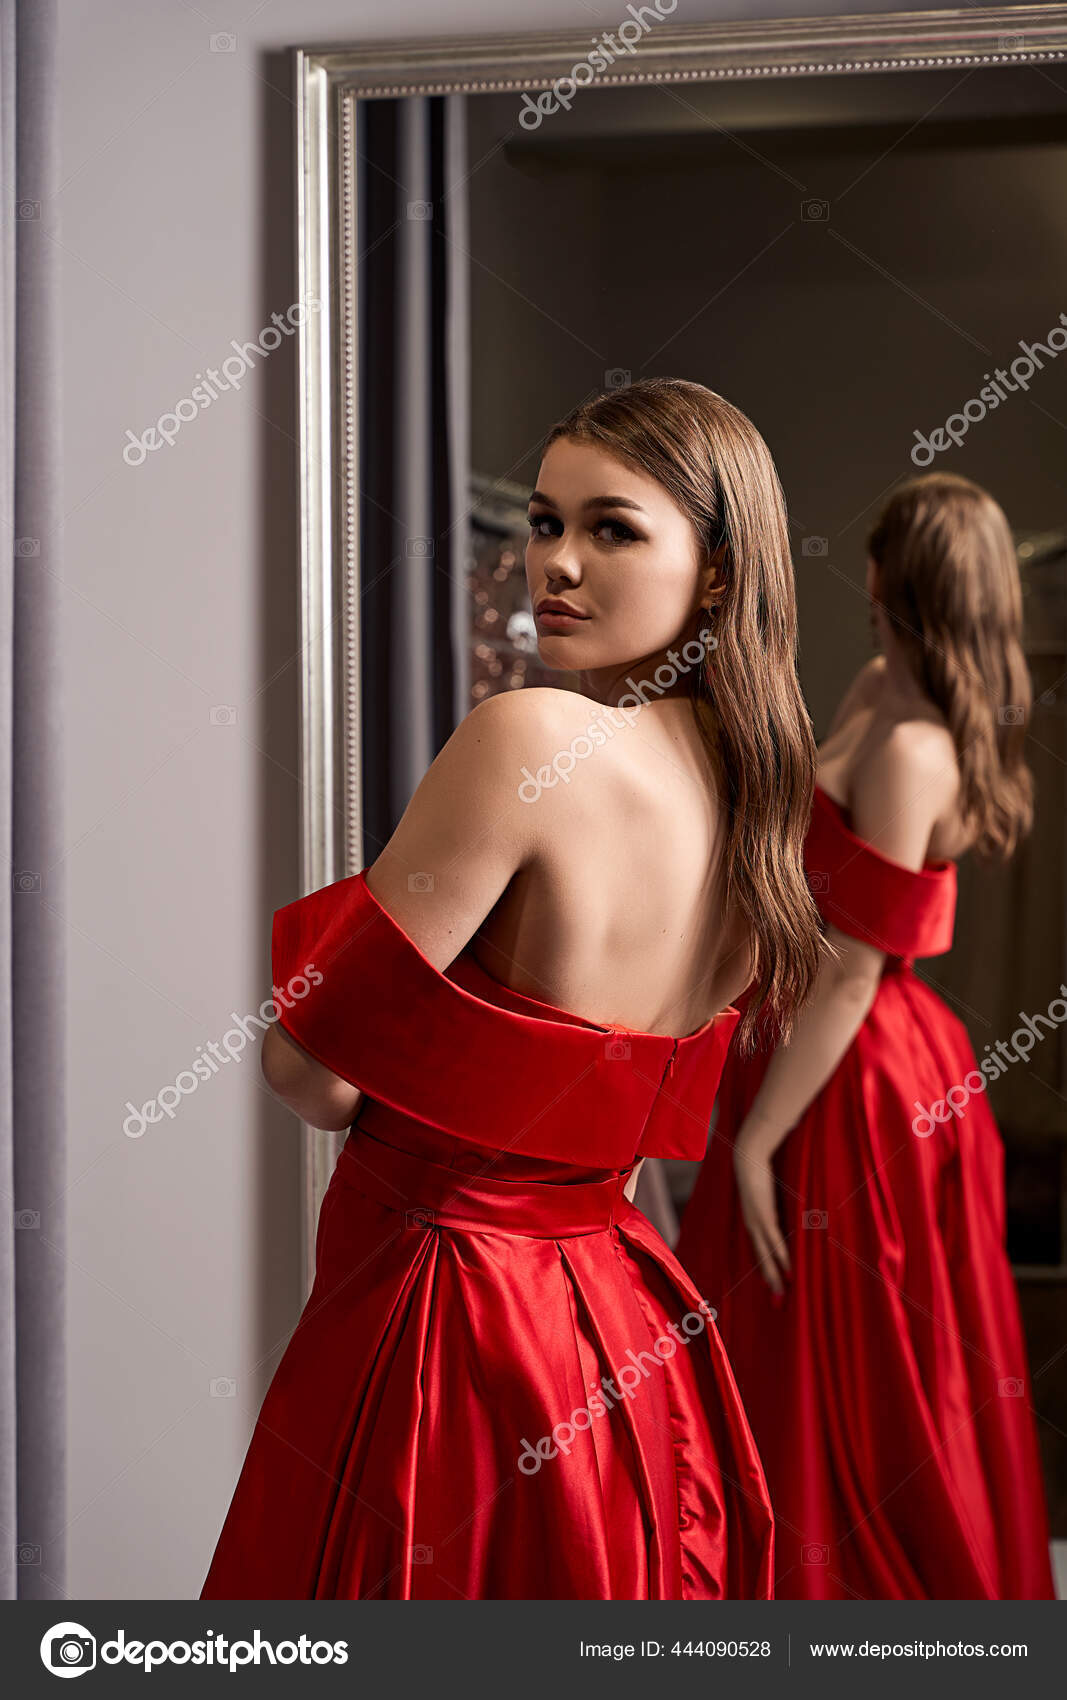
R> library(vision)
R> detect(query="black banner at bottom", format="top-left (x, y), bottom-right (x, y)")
top-left (3, 1600), bottom-right (1064, 1695)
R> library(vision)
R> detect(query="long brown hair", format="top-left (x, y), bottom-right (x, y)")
top-left (542, 376), bottom-right (822, 1055)
top-left (867, 472), bottom-right (1033, 861)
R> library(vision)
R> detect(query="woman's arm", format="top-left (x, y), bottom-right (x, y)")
top-left (261, 689), bottom-right (574, 1129)
top-left (262, 1022), bottom-right (366, 1132)
top-left (738, 924), bottom-right (884, 1160)
top-left (623, 1157), bottom-right (645, 1204)
top-left (732, 721), bottom-right (956, 1291)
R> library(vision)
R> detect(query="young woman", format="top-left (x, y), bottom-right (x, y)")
top-left (676, 471), bottom-right (1056, 1601)
top-left (198, 377), bottom-right (823, 1601)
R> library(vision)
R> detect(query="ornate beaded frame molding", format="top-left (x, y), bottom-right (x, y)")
top-left (292, 4), bottom-right (1067, 1287)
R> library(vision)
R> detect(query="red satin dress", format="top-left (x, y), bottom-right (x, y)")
top-left (199, 871), bottom-right (775, 1600)
top-left (675, 784), bottom-right (1056, 1600)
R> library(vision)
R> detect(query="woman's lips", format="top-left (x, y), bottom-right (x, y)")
top-left (536, 608), bottom-right (589, 630)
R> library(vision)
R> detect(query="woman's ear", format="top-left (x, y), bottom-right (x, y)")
top-left (703, 541), bottom-right (729, 607)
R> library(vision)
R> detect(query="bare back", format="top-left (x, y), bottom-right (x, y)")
top-left (816, 657), bottom-right (977, 863)
top-left (470, 691), bottom-right (756, 1038)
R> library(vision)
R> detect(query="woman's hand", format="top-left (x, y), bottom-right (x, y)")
top-left (732, 1121), bottom-right (791, 1297)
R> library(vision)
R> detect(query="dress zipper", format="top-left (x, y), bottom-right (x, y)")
top-left (633, 1038), bottom-right (681, 1161)
top-left (661, 1037), bottom-right (679, 1086)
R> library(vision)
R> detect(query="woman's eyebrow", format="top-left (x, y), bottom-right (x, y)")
top-left (527, 491), bottom-right (648, 515)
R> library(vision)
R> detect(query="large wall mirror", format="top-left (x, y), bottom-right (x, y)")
top-left (293, 7), bottom-right (1067, 1530)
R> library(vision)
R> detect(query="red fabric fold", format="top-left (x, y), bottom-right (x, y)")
top-left (270, 869), bottom-right (738, 1164)
top-left (805, 785), bottom-right (957, 960)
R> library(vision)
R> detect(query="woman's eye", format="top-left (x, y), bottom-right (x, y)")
top-left (594, 519), bottom-right (637, 545)
top-left (525, 514), bottom-right (637, 544)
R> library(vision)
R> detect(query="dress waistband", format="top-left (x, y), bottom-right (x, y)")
top-left (337, 1126), bottom-right (631, 1239)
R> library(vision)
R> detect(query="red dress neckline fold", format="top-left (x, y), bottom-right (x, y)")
top-left (271, 869), bottom-right (742, 1165)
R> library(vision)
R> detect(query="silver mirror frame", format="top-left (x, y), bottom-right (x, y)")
top-left (292, 5), bottom-right (1067, 1288)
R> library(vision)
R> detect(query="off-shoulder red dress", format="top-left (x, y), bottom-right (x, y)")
top-left (199, 871), bottom-right (775, 1600)
top-left (675, 784), bottom-right (1055, 1600)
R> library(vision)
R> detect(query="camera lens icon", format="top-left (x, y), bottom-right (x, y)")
top-left (54, 1638), bottom-right (93, 1669)
top-left (40, 1622), bottom-right (97, 1677)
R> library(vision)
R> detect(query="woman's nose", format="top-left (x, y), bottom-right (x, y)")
top-left (543, 537), bottom-right (582, 584)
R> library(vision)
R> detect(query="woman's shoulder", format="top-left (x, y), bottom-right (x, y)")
top-left (429, 686), bottom-right (586, 774)
top-left (872, 716), bottom-right (958, 787)
top-left (855, 662), bottom-right (958, 794)
top-left (450, 687), bottom-right (621, 796)
top-left (450, 685), bottom-right (596, 746)
top-left (373, 689), bottom-right (598, 906)
top-left (463, 685), bottom-right (604, 734)
top-left (852, 717), bottom-right (961, 851)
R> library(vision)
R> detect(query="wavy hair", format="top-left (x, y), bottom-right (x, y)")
top-left (867, 472), bottom-right (1033, 861)
top-left (542, 376), bottom-right (823, 1054)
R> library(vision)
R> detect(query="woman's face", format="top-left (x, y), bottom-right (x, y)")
top-left (525, 436), bottom-right (714, 699)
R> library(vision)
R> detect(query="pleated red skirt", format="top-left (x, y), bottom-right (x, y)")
top-left (200, 1101), bottom-right (775, 1599)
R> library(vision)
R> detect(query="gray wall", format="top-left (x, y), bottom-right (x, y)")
top-left (58, 0), bottom-right (998, 1601)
